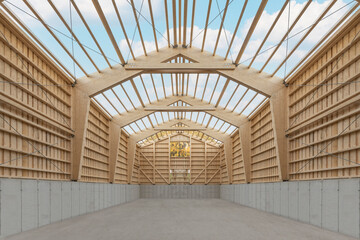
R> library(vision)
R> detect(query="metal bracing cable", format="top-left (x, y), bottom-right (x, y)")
top-left (295, 114), bottom-right (360, 174)
top-left (0, 113), bottom-right (66, 174)
top-left (0, 142), bottom-right (58, 167)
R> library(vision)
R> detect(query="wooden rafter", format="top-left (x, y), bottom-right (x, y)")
top-left (92, 0), bottom-right (125, 65)
top-left (234, 0), bottom-right (268, 64)
top-left (112, 0), bottom-right (135, 60)
top-left (201, 0), bottom-right (212, 52)
top-left (148, 0), bottom-right (159, 52)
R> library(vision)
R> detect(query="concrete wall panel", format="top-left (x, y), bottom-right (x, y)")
top-left (38, 181), bottom-right (50, 227)
top-left (309, 181), bottom-right (322, 227)
top-left (273, 182), bottom-right (281, 215)
top-left (79, 183), bottom-right (87, 215)
top-left (339, 179), bottom-right (359, 238)
top-left (71, 182), bottom-right (80, 217)
top-left (280, 182), bottom-right (289, 217)
top-left (322, 180), bottom-right (339, 232)
top-left (288, 182), bottom-right (298, 220)
top-left (0, 179), bottom-right (21, 237)
top-left (298, 181), bottom-right (310, 223)
top-left (21, 180), bottom-right (38, 232)
top-left (61, 182), bottom-right (71, 220)
top-left (50, 181), bottom-right (62, 223)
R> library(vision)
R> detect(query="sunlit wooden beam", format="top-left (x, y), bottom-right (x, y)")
top-left (234, 0), bottom-right (268, 64)
top-left (112, 0), bottom-right (135, 59)
top-left (201, 0), bottom-right (212, 52)
top-left (92, 0), bottom-right (125, 65)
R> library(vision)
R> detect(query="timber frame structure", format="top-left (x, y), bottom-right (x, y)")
top-left (0, 0), bottom-right (360, 185)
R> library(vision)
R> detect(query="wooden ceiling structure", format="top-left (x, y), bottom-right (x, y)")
top-left (1, 0), bottom-right (359, 147)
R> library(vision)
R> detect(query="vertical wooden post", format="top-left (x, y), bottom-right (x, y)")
top-left (71, 88), bottom-right (90, 181)
top-left (223, 136), bottom-right (233, 183)
top-left (127, 136), bottom-right (137, 184)
top-left (205, 143), bottom-right (207, 184)
top-left (189, 136), bottom-right (192, 184)
top-left (168, 136), bottom-right (171, 184)
top-left (270, 87), bottom-right (289, 180)
top-left (153, 142), bottom-right (155, 184)
top-left (239, 124), bottom-right (252, 183)
top-left (108, 121), bottom-right (121, 183)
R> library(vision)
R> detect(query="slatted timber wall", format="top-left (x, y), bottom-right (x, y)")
top-left (220, 145), bottom-right (230, 184)
top-left (0, 13), bottom-right (72, 180)
top-left (231, 130), bottom-right (246, 183)
top-left (80, 102), bottom-right (110, 182)
top-left (114, 129), bottom-right (128, 183)
top-left (250, 102), bottom-right (280, 183)
top-left (138, 134), bottom-right (221, 184)
top-left (287, 15), bottom-right (360, 180)
top-left (131, 146), bottom-right (140, 184)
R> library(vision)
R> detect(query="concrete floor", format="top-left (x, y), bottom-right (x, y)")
top-left (3, 199), bottom-right (356, 240)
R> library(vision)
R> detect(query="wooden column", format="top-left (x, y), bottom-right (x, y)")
top-left (108, 122), bottom-right (121, 183)
top-left (239, 123), bottom-right (252, 183)
top-left (71, 88), bottom-right (90, 181)
top-left (270, 87), bottom-right (289, 180)
top-left (127, 136), bottom-right (137, 184)
top-left (223, 136), bottom-right (233, 183)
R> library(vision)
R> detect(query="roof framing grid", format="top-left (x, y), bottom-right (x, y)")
top-left (271, 0), bottom-right (337, 77)
top-left (47, 0), bottom-right (100, 73)
top-left (259, 0), bottom-right (312, 73)
top-left (71, 0), bottom-right (111, 68)
top-left (22, 0), bottom-right (89, 76)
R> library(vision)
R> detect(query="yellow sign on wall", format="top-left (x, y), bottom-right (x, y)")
top-left (170, 141), bottom-right (190, 157)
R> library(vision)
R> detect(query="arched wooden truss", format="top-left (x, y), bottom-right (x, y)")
top-left (0, 0), bottom-right (359, 184)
